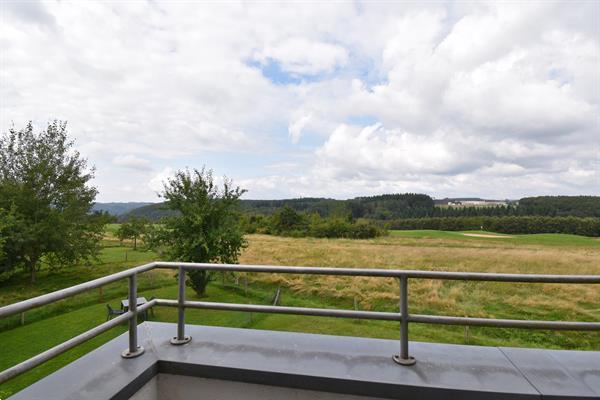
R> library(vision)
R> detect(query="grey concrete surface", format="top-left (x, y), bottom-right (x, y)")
top-left (8, 323), bottom-right (159, 400)
top-left (130, 374), bottom-right (391, 400)
top-left (8, 322), bottom-right (600, 400)
top-left (500, 346), bottom-right (600, 399)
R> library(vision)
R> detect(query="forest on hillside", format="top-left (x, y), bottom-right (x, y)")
top-left (391, 216), bottom-right (600, 237)
top-left (517, 196), bottom-right (600, 217)
top-left (114, 194), bottom-right (600, 222)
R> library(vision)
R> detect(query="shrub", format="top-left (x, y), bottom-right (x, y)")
top-left (271, 206), bottom-right (309, 234)
top-left (308, 218), bottom-right (384, 239)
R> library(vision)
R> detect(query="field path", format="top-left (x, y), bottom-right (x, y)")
top-left (462, 233), bottom-right (513, 238)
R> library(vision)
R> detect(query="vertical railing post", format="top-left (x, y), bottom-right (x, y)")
top-left (393, 276), bottom-right (415, 365)
top-left (170, 266), bottom-right (192, 345)
top-left (122, 273), bottom-right (145, 358)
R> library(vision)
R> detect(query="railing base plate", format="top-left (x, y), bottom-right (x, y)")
top-left (393, 355), bottom-right (416, 366)
top-left (170, 336), bottom-right (192, 345)
top-left (121, 346), bottom-right (145, 359)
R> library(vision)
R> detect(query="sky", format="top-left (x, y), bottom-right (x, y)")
top-left (1, 1), bottom-right (599, 202)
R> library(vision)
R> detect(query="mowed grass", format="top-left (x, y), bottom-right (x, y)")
top-left (103, 223), bottom-right (121, 236)
top-left (390, 229), bottom-right (600, 247)
top-left (0, 245), bottom-right (162, 331)
top-left (1, 229), bottom-right (599, 397)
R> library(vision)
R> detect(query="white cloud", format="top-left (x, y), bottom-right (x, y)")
top-left (1, 1), bottom-right (598, 201)
top-left (478, 162), bottom-right (526, 177)
top-left (288, 114), bottom-right (312, 144)
top-left (254, 38), bottom-right (349, 75)
top-left (316, 124), bottom-right (471, 178)
top-left (148, 167), bottom-right (175, 194)
top-left (443, 57), bottom-right (594, 137)
top-left (113, 155), bottom-right (153, 171)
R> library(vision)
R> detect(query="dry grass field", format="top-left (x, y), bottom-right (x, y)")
top-left (239, 233), bottom-right (600, 348)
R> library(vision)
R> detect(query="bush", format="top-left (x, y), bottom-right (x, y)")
top-left (270, 212), bottom-right (384, 239)
top-left (271, 206), bottom-right (309, 234)
top-left (349, 220), bottom-right (386, 239)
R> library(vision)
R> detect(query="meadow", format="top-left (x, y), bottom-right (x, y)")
top-left (0, 229), bottom-right (598, 397)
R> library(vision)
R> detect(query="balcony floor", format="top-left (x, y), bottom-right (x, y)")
top-left (9, 322), bottom-right (600, 400)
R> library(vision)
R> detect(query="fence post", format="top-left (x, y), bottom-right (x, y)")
top-left (122, 273), bottom-right (145, 358)
top-left (393, 276), bottom-right (416, 365)
top-left (170, 266), bottom-right (192, 345)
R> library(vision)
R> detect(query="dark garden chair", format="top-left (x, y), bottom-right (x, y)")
top-left (106, 304), bottom-right (125, 321)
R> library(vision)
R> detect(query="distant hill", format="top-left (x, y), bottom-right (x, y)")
top-left (116, 194), bottom-right (600, 222)
top-left (117, 202), bottom-right (179, 222)
top-left (92, 202), bottom-right (154, 216)
top-left (121, 194), bottom-right (436, 221)
top-left (518, 196), bottom-right (600, 217)
top-left (240, 194), bottom-right (435, 220)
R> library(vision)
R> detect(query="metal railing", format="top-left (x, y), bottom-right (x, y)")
top-left (0, 261), bottom-right (599, 383)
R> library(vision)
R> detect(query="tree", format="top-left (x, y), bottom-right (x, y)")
top-left (0, 207), bottom-right (14, 271)
top-left (117, 216), bottom-right (149, 250)
top-left (142, 223), bottom-right (167, 252)
top-left (0, 206), bottom-right (20, 272)
top-left (271, 206), bottom-right (307, 234)
top-left (0, 121), bottom-right (105, 283)
top-left (154, 168), bottom-right (246, 296)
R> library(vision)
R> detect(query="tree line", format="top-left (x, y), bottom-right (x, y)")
top-left (122, 193), bottom-right (436, 221)
top-left (390, 216), bottom-right (600, 237)
top-left (120, 194), bottom-right (600, 222)
top-left (517, 196), bottom-right (600, 217)
top-left (246, 210), bottom-right (600, 238)
top-left (241, 206), bottom-right (385, 239)
top-left (239, 194), bottom-right (600, 219)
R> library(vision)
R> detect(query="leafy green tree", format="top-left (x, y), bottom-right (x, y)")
top-left (0, 206), bottom-right (23, 277)
top-left (0, 121), bottom-right (105, 282)
top-left (117, 216), bottom-right (149, 250)
top-left (271, 205), bottom-right (307, 234)
top-left (142, 223), bottom-right (167, 252)
top-left (0, 208), bottom-right (13, 267)
top-left (155, 168), bottom-right (246, 296)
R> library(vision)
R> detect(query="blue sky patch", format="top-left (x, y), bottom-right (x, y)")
top-left (548, 68), bottom-right (572, 86)
top-left (247, 59), bottom-right (324, 86)
top-left (346, 115), bottom-right (379, 126)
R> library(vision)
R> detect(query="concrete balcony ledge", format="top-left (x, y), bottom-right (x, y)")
top-left (9, 322), bottom-right (600, 400)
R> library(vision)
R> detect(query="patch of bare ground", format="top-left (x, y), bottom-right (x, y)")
top-left (462, 233), bottom-right (513, 238)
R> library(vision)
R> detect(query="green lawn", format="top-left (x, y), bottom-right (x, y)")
top-left (0, 246), bottom-right (162, 332)
top-left (103, 223), bottom-right (121, 236)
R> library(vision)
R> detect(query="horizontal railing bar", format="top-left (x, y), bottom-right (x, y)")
top-left (2, 262), bottom-right (598, 320)
top-left (154, 299), bottom-right (600, 331)
top-left (154, 262), bottom-right (600, 284)
top-left (0, 300), bottom-right (156, 385)
top-left (0, 262), bottom-right (157, 319)
top-left (409, 314), bottom-right (600, 331)
top-left (156, 299), bottom-right (401, 320)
